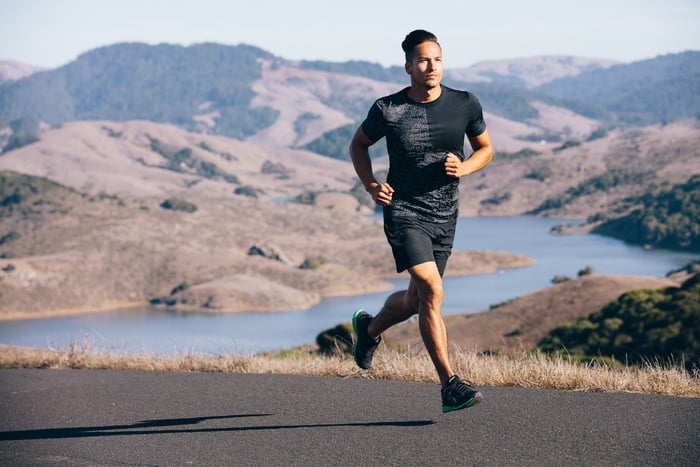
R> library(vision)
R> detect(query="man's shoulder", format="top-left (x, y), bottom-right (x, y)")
top-left (441, 85), bottom-right (480, 103)
top-left (375, 87), bottom-right (410, 105)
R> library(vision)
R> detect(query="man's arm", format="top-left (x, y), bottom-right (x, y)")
top-left (349, 127), bottom-right (394, 205)
top-left (445, 129), bottom-right (494, 178)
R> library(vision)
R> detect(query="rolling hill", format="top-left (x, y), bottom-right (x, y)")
top-left (0, 60), bottom-right (44, 84)
top-left (0, 42), bottom-right (698, 320)
top-left (384, 274), bottom-right (679, 354)
top-left (1, 44), bottom-right (698, 153)
top-left (0, 122), bottom-right (532, 318)
top-left (535, 51), bottom-right (700, 125)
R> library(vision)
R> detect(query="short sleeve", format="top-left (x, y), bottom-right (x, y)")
top-left (360, 100), bottom-right (387, 142)
top-left (466, 95), bottom-right (486, 138)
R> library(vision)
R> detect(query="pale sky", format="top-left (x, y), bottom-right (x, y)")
top-left (1, 0), bottom-right (698, 69)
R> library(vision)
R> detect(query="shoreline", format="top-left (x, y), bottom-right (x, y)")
top-left (0, 300), bottom-right (150, 322)
top-left (0, 251), bottom-right (535, 322)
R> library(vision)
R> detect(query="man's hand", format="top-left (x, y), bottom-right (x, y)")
top-left (444, 153), bottom-right (466, 178)
top-left (367, 182), bottom-right (394, 206)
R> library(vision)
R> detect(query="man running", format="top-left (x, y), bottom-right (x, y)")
top-left (349, 29), bottom-right (494, 413)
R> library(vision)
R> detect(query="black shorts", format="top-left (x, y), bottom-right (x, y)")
top-left (383, 214), bottom-right (456, 276)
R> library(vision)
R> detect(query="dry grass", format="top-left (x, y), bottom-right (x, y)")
top-left (1, 344), bottom-right (697, 398)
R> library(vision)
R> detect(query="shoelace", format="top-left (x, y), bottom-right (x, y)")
top-left (445, 377), bottom-right (475, 396)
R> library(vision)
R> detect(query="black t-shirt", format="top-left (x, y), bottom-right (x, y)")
top-left (361, 85), bottom-right (486, 223)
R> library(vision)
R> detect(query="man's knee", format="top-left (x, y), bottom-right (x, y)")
top-left (425, 279), bottom-right (444, 302)
top-left (409, 262), bottom-right (444, 308)
top-left (414, 275), bottom-right (444, 306)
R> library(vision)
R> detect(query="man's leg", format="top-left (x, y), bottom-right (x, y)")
top-left (366, 264), bottom-right (453, 386)
top-left (407, 261), bottom-right (453, 387)
top-left (353, 281), bottom-right (419, 370)
top-left (366, 281), bottom-right (419, 339)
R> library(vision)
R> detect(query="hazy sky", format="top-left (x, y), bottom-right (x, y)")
top-left (1, 0), bottom-right (698, 69)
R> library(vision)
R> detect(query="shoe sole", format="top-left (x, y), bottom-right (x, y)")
top-left (442, 391), bottom-right (483, 413)
top-left (351, 308), bottom-right (365, 368)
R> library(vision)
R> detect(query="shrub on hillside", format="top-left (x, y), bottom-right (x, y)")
top-left (0, 171), bottom-right (73, 217)
top-left (234, 185), bottom-right (264, 198)
top-left (494, 148), bottom-right (541, 161)
top-left (301, 124), bottom-right (388, 161)
top-left (0, 231), bottom-right (20, 245)
top-left (261, 160), bottom-right (293, 176)
top-left (586, 127), bottom-right (609, 141)
top-left (316, 323), bottom-right (353, 355)
top-left (531, 168), bottom-right (655, 214)
top-left (592, 175), bottom-right (700, 252)
top-left (1, 118), bottom-right (40, 153)
top-left (291, 191), bottom-right (316, 205)
top-left (299, 256), bottom-right (326, 270)
top-left (148, 136), bottom-right (239, 184)
top-left (160, 198), bottom-right (197, 213)
top-left (578, 266), bottom-right (594, 277)
top-left (538, 274), bottom-right (700, 371)
top-left (524, 166), bottom-right (553, 181)
top-left (480, 192), bottom-right (511, 206)
top-left (301, 124), bottom-right (355, 161)
top-left (551, 275), bottom-right (571, 284)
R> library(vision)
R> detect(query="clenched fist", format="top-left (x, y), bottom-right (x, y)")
top-left (444, 153), bottom-right (465, 178)
top-left (367, 182), bottom-right (394, 206)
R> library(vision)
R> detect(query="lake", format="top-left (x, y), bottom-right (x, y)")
top-left (1, 216), bottom-right (697, 355)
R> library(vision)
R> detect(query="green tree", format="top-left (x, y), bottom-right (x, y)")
top-left (316, 323), bottom-right (353, 355)
top-left (538, 274), bottom-right (700, 370)
top-left (593, 175), bottom-right (700, 252)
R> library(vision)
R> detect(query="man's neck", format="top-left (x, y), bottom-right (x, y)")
top-left (407, 84), bottom-right (442, 103)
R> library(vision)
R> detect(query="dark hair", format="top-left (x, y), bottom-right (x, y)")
top-left (401, 29), bottom-right (440, 62)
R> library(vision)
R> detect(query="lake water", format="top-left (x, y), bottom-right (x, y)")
top-left (1, 216), bottom-right (697, 355)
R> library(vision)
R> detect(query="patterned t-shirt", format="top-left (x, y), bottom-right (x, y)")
top-left (361, 85), bottom-right (486, 223)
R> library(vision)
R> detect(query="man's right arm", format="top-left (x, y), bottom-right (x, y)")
top-left (349, 127), bottom-right (394, 206)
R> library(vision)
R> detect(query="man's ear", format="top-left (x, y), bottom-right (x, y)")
top-left (404, 62), bottom-right (411, 75)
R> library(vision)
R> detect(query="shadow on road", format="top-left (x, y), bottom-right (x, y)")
top-left (0, 414), bottom-right (435, 440)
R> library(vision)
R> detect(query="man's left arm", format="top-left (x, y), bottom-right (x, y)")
top-left (445, 129), bottom-right (494, 178)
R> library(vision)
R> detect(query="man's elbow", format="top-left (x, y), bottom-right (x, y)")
top-left (349, 137), bottom-right (372, 160)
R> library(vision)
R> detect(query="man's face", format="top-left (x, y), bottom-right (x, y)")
top-left (406, 41), bottom-right (443, 89)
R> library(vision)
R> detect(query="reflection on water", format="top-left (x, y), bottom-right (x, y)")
top-left (0, 216), bottom-right (696, 355)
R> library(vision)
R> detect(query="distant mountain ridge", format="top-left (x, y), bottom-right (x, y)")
top-left (0, 60), bottom-right (44, 84)
top-left (1, 43), bottom-right (698, 155)
top-left (0, 43), bottom-right (279, 139)
top-left (535, 51), bottom-right (700, 125)
top-left (446, 55), bottom-right (620, 88)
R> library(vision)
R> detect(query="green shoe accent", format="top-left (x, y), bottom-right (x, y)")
top-left (442, 396), bottom-right (478, 413)
top-left (441, 375), bottom-right (483, 413)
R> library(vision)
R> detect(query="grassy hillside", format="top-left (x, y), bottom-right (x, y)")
top-left (535, 51), bottom-right (700, 125)
top-left (0, 170), bottom-right (77, 218)
top-left (538, 273), bottom-right (700, 371)
top-left (0, 149), bottom-right (530, 317)
top-left (0, 43), bottom-right (279, 138)
top-left (457, 121), bottom-right (700, 218)
top-left (381, 275), bottom-right (678, 354)
top-left (591, 175), bottom-right (700, 252)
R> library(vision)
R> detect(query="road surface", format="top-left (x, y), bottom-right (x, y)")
top-left (0, 369), bottom-right (698, 466)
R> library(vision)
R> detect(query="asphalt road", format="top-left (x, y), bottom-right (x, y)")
top-left (0, 369), bottom-right (698, 466)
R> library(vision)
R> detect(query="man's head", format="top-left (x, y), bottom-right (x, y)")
top-left (402, 29), bottom-right (443, 94)
top-left (402, 29), bottom-right (440, 63)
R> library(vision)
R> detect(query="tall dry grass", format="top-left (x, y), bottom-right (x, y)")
top-left (1, 343), bottom-right (697, 397)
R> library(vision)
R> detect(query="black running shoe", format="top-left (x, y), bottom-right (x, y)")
top-left (441, 375), bottom-right (483, 413)
top-left (352, 309), bottom-right (381, 369)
